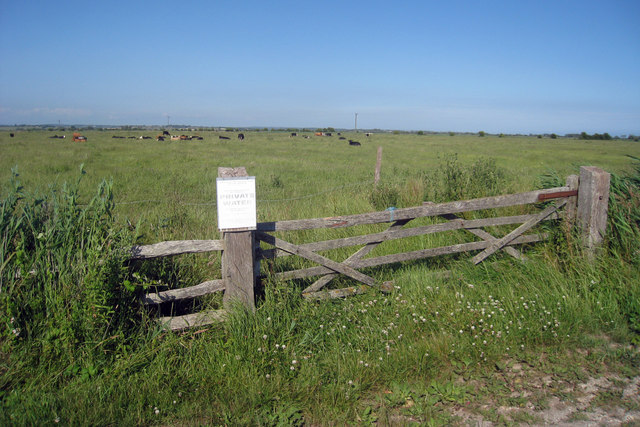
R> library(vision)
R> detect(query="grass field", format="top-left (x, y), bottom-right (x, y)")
top-left (1, 130), bottom-right (639, 425)
top-left (1, 130), bottom-right (638, 239)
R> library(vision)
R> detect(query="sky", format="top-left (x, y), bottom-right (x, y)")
top-left (1, 0), bottom-right (639, 135)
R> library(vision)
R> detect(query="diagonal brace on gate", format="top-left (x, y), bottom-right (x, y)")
top-left (439, 213), bottom-right (526, 261)
top-left (302, 219), bottom-right (411, 294)
top-left (471, 200), bottom-right (567, 264)
top-left (256, 231), bottom-right (379, 288)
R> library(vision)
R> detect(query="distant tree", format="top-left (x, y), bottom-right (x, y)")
top-left (499, 133), bottom-right (504, 138)
top-left (478, 131), bottom-right (486, 137)
top-left (449, 132), bottom-right (455, 137)
top-left (550, 133), bottom-right (557, 139)
top-left (417, 131), bottom-right (424, 135)
top-left (580, 131), bottom-right (613, 140)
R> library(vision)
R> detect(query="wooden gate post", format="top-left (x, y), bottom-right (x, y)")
top-left (218, 167), bottom-right (257, 312)
top-left (576, 166), bottom-right (611, 254)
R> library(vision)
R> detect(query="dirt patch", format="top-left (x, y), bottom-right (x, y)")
top-left (453, 368), bottom-right (640, 426)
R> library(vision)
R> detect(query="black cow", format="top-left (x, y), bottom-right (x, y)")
top-left (162, 130), bottom-right (170, 136)
top-left (219, 136), bottom-right (230, 140)
top-left (237, 133), bottom-right (245, 140)
top-left (339, 137), bottom-right (346, 140)
top-left (290, 132), bottom-right (297, 137)
top-left (349, 140), bottom-right (361, 146)
top-left (10, 133), bottom-right (14, 137)
top-left (157, 136), bottom-right (165, 141)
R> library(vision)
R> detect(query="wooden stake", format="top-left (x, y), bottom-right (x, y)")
top-left (374, 146), bottom-right (382, 186)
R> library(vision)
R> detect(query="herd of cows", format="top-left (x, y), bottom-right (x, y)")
top-left (42, 130), bottom-right (369, 146)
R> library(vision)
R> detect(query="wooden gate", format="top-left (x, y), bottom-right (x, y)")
top-left (131, 166), bottom-right (610, 330)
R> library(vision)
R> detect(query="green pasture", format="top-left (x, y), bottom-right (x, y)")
top-left (1, 130), bottom-right (638, 240)
top-left (1, 129), bottom-right (639, 425)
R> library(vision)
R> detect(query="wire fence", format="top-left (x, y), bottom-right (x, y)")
top-left (113, 180), bottom-right (376, 207)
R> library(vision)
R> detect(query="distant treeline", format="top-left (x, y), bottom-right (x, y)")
top-left (580, 132), bottom-right (613, 140)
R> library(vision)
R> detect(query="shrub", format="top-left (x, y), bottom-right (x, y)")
top-left (424, 154), bottom-right (508, 203)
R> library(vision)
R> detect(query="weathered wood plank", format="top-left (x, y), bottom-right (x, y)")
top-left (272, 233), bottom-right (546, 281)
top-left (437, 211), bottom-right (525, 261)
top-left (257, 232), bottom-right (378, 287)
top-left (303, 285), bottom-right (369, 300)
top-left (158, 309), bottom-right (227, 331)
top-left (577, 166), bottom-right (611, 251)
top-left (222, 229), bottom-right (256, 311)
top-left (302, 219), bottom-right (411, 294)
top-left (259, 213), bottom-right (558, 260)
top-left (257, 186), bottom-right (571, 232)
top-left (143, 279), bottom-right (225, 305)
top-left (471, 201), bottom-right (565, 264)
top-left (564, 175), bottom-right (579, 227)
top-left (130, 240), bottom-right (224, 259)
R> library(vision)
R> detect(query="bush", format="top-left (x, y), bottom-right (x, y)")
top-left (425, 154), bottom-right (508, 203)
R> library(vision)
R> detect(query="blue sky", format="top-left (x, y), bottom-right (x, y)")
top-left (1, 0), bottom-right (639, 134)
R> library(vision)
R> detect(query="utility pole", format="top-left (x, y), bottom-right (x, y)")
top-left (355, 113), bottom-right (358, 132)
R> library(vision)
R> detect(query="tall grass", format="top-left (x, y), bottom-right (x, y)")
top-left (0, 166), bottom-right (142, 388)
top-left (1, 136), bottom-right (639, 424)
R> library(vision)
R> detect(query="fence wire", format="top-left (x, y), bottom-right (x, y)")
top-left (113, 180), bottom-right (375, 207)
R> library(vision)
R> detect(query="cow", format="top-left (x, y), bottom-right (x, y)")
top-left (339, 137), bottom-right (346, 140)
top-left (219, 136), bottom-right (230, 140)
top-left (156, 136), bottom-right (165, 141)
top-left (10, 133), bottom-right (14, 137)
top-left (162, 130), bottom-right (170, 136)
top-left (237, 133), bottom-right (245, 140)
top-left (325, 132), bottom-right (332, 137)
top-left (349, 140), bottom-right (361, 146)
top-left (290, 132), bottom-right (297, 137)
top-left (365, 132), bottom-right (372, 137)
top-left (303, 135), bottom-right (310, 139)
top-left (315, 132), bottom-right (323, 136)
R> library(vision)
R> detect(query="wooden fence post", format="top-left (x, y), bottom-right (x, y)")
top-left (576, 166), bottom-right (610, 254)
top-left (374, 146), bottom-right (383, 187)
top-left (218, 167), bottom-right (256, 312)
top-left (564, 174), bottom-right (579, 229)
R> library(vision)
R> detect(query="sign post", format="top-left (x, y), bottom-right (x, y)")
top-left (217, 167), bottom-right (257, 311)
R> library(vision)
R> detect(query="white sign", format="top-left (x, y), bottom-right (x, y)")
top-left (216, 176), bottom-right (257, 231)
